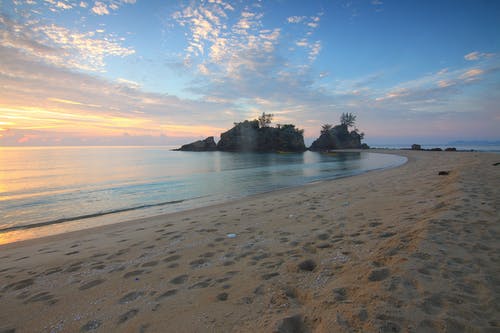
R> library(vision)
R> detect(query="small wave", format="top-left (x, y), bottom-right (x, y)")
top-left (0, 199), bottom-right (189, 234)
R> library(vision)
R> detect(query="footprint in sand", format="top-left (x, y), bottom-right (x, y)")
top-left (80, 320), bottom-right (102, 332)
top-left (117, 309), bottom-right (139, 324)
top-left (190, 258), bottom-right (210, 268)
top-left (79, 279), bottom-right (106, 291)
top-left (3, 278), bottom-right (34, 291)
top-left (118, 291), bottom-right (145, 304)
top-left (24, 291), bottom-right (58, 305)
top-left (162, 254), bottom-right (181, 263)
top-left (123, 270), bottom-right (145, 279)
top-left (170, 274), bottom-right (189, 284)
top-left (141, 261), bottom-right (158, 267)
top-left (156, 289), bottom-right (177, 301)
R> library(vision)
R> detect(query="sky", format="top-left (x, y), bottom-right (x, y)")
top-left (1, 0), bottom-right (499, 146)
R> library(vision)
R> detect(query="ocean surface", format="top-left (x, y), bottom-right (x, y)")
top-left (0, 147), bottom-right (406, 244)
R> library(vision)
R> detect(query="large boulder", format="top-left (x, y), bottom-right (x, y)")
top-left (175, 136), bottom-right (217, 151)
top-left (411, 144), bottom-right (422, 150)
top-left (309, 124), bottom-right (362, 151)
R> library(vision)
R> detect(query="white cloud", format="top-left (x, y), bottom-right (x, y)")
top-left (91, 1), bottom-right (109, 15)
top-left (464, 51), bottom-right (495, 61)
top-left (309, 41), bottom-right (321, 61)
top-left (0, 13), bottom-right (135, 72)
top-left (287, 16), bottom-right (306, 24)
top-left (460, 68), bottom-right (484, 80)
top-left (116, 78), bottom-right (141, 88)
top-left (56, 1), bottom-right (72, 10)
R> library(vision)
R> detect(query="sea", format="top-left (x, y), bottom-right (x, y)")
top-left (0, 146), bottom-right (408, 244)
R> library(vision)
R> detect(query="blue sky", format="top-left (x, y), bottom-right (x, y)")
top-left (0, 0), bottom-right (499, 146)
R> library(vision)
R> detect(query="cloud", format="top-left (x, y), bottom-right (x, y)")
top-left (0, 45), bottom-right (231, 145)
top-left (309, 40), bottom-right (321, 61)
top-left (287, 16), bottom-right (306, 24)
top-left (56, 1), bottom-right (73, 10)
top-left (464, 51), bottom-right (495, 61)
top-left (459, 68), bottom-right (484, 81)
top-left (170, 1), bottom-right (325, 115)
top-left (91, 1), bottom-right (109, 15)
top-left (0, 13), bottom-right (135, 72)
top-left (116, 78), bottom-right (141, 88)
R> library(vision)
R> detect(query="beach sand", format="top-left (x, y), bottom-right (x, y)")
top-left (0, 150), bottom-right (499, 332)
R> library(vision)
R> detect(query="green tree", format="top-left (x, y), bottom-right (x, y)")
top-left (320, 124), bottom-right (333, 135)
top-left (258, 112), bottom-right (274, 128)
top-left (340, 112), bottom-right (356, 128)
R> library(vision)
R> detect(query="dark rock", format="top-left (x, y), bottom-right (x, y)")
top-left (429, 148), bottom-right (443, 151)
top-left (358, 309), bottom-right (368, 321)
top-left (333, 287), bottom-right (347, 301)
top-left (274, 314), bottom-right (304, 333)
top-left (216, 292), bottom-right (228, 301)
top-left (217, 120), bottom-right (306, 152)
top-left (368, 268), bottom-right (390, 281)
top-left (175, 136), bottom-right (217, 151)
top-left (298, 259), bottom-right (317, 271)
top-left (438, 171), bottom-right (450, 176)
top-left (309, 124), bottom-right (362, 151)
top-left (445, 147), bottom-right (456, 151)
top-left (411, 144), bottom-right (422, 150)
top-left (379, 321), bottom-right (400, 333)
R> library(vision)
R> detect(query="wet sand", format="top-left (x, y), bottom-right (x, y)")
top-left (0, 150), bottom-right (499, 332)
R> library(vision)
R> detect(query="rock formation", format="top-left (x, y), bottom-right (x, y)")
top-left (175, 136), bottom-right (217, 151)
top-left (309, 124), bottom-right (362, 151)
top-left (411, 144), bottom-right (422, 150)
top-left (217, 120), bottom-right (306, 152)
top-left (175, 120), bottom-right (306, 153)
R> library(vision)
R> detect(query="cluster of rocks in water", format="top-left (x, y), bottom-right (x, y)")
top-left (411, 144), bottom-right (457, 152)
top-left (176, 120), bottom-right (367, 153)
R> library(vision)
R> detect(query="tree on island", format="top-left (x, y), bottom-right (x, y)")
top-left (309, 112), bottom-right (365, 150)
top-left (321, 124), bottom-right (333, 135)
top-left (340, 112), bottom-right (356, 128)
top-left (258, 112), bottom-right (274, 128)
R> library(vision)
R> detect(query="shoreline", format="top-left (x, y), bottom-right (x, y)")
top-left (0, 150), bottom-right (406, 247)
top-left (0, 150), bottom-right (498, 332)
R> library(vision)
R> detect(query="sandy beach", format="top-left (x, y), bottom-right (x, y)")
top-left (0, 150), bottom-right (498, 333)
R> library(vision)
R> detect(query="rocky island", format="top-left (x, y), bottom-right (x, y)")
top-left (176, 136), bottom-right (217, 152)
top-left (176, 113), bottom-right (306, 152)
top-left (309, 113), bottom-right (365, 151)
top-left (176, 112), bottom-right (366, 152)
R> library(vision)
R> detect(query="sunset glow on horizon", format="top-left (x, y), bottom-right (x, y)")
top-left (1, 0), bottom-right (499, 146)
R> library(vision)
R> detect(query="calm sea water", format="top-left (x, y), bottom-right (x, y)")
top-left (0, 147), bottom-right (406, 243)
